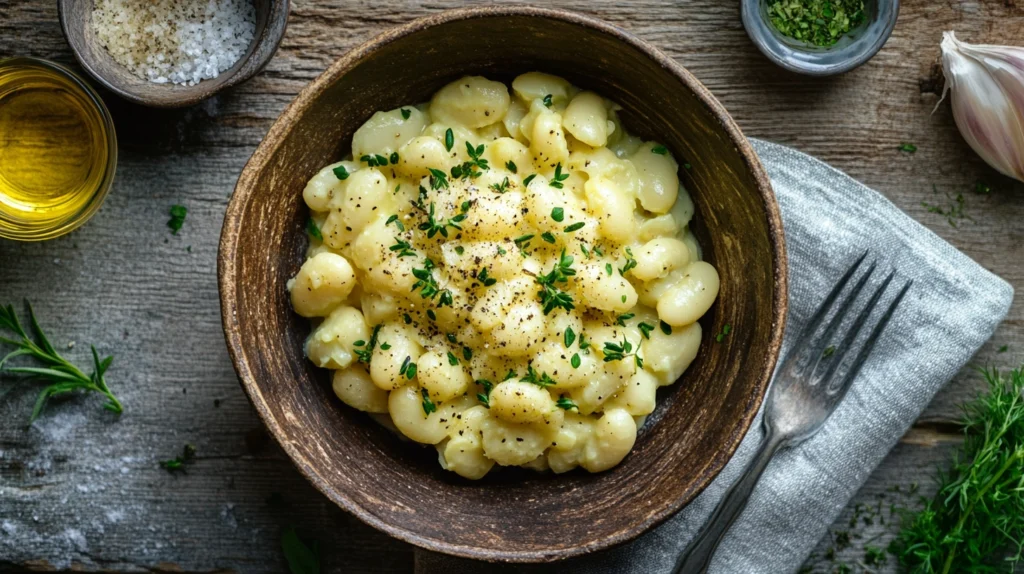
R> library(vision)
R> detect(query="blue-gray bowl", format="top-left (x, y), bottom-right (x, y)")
top-left (741, 0), bottom-right (899, 76)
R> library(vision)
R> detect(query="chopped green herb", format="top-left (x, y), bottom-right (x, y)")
top-left (564, 327), bottom-right (576, 348)
top-left (380, 342), bottom-right (391, 350)
top-left (605, 263), bottom-right (613, 276)
top-left (497, 246), bottom-right (507, 255)
top-left (615, 313), bottom-right (634, 327)
top-left (652, 144), bottom-right (668, 155)
top-left (417, 201), bottom-right (469, 239)
top-left (332, 165), bottom-right (350, 180)
top-left (427, 168), bottom-right (449, 190)
top-left (564, 222), bottom-right (585, 233)
top-left (542, 94), bottom-right (553, 107)
top-left (505, 160), bottom-right (517, 173)
top-left (389, 237), bottom-right (416, 258)
top-left (715, 324), bottom-right (732, 342)
top-left (476, 379), bottom-right (493, 408)
top-left (556, 396), bottom-right (578, 411)
top-left (551, 207), bottom-right (565, 222)
top-left (898, 143), bottom-right (917, 153)
top-left (541, 231), bottom-right (556, 244)
top-left (823, 345), bottom-right (836, 357)
top-left (353, 324), bottom-right (382, 364)
top-left (411, 258), bottom-right (441, 300)
top-left (477, 267), bottom-right (497, 287)
top-left (168, 204), bottom-right (187, 234)
top-left (437, 290), bottom-right (454, 308)
top-left (570, 353), bottom-right (581, 369)
top-left (360, 154), bottom-right (389, 167)
top-left (523, 174), bottom-right (537, 187)
top-left (489, 177), bottom-right (510, 193)
top-left (420, 388), bottom-right (435, 414)
top-left (447, 351), bottom-right (459, 366)
top-left (521, 364), bottom-right (557, 388)
top-left (444, 128), bottom-right (454, 152)
top-left (923, 185), bottom-right (972, 228)
top-left (998, 345), bottom-right (1009, 353)
top-left (401, 108), bottom-right (411, 120)
top-left (619, 247), bottom-right (637, 276)
top-left (578, 333), bottom-right (591, 351)
top-left (514, 234), bottom-right (535, 245)
top-left (446, 333), bottom-right (458, 344)
top-left (399, 356), bottom-right (415, 379)
top-left (502, 369), bottom-right (517, 381)
top-left (389, 152), bottom-right (399, 165)
top-left (462, 347), bottom-right (472, 361)
top-left (549, 163), bottom-right (569, 189)
top-left (975, 181), bottom-right (991, 194)
top-left (306, 218), bottom-right (323, 241)
top-left (281, 526), bottom-right (320, 574)
top-left (385, 214), bottom-right (405, 232)
top-left (454, 245), bottom-right (465, 255)
top-left (160, 443), bottom-right (196, 473)
top-left (767, 0), bottom-right (866, 47)
top-left (638, 322), bottom-right (654, 339)
top-left (451, 142), bottom-right (489, 180)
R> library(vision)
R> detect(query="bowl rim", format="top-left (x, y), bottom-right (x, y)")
top-left (219, 4), bottom-right (788, 562)
top-left (56, 0), bottom-right (290, 108)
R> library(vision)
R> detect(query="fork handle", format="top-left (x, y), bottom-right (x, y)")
top-left (672, 429), bottom-right (786, 574)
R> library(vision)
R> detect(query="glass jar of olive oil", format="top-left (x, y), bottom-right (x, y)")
top-left (0, 57), bottom-right (116, 241)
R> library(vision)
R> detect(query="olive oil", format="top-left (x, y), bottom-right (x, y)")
top-left (0, 58), bottom-right (115, 241)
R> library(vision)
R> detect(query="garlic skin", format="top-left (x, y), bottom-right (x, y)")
top-left (940, 31), bottom-right (1024, 183)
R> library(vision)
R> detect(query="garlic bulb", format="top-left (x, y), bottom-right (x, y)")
top-left (939, 31), bottom-right (1024, 183)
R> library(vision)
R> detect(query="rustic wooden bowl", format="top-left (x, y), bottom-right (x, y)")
top-left (57, 0), bottom-right (289, 108)
top-left (219, 6), bottom-right (787, 563)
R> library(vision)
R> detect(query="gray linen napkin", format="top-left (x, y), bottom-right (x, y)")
top-left (414, 139), bottom-right (1014, 574)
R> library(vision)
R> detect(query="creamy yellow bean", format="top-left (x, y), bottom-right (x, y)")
top-left (288, 73), bottom-right (720, 479)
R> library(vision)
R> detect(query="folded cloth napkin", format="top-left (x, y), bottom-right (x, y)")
top-left (414, 139), bottom-right (1014, 574)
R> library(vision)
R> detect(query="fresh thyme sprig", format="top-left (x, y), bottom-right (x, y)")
top-left (451, 142), bottom-right (489, 179)
top-left (602, 335), bottom-right (643, 369)
top-left (353, 324), bottom-right (382, 364)
top-left (521, 365), bottom-right (557, 388)
top-left (535, 249), bottom-right (576, 315)
top-left (893, 366), bottom-right (1024, 573)
top-left (160, 444), bottom-right (196, 473)
top-left (0, 302), bottom-right (122, 423)
top-left (476, 379), bottom-right (493, 408)
top-left (417, 201), bottom-right (470, 239)
top-left (549, 163), bottom-right (569, 189)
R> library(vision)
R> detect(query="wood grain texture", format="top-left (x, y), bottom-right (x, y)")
top-left (0, 0), bottom-right (1021, 572)
top-left (57, 0), bottom-right (289, 107)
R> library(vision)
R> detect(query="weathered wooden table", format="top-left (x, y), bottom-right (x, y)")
top-left (1, 1), bottom-right (1021, 572)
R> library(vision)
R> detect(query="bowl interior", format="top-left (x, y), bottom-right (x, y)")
top-left (221, 7), bottom-right (786, 562)
top-left (58, 0), bottom-right (287, 107)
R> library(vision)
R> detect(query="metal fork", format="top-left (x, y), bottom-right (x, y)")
top-left (674, 252), bottom-right (912, 574)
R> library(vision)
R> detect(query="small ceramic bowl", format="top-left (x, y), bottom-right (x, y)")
top-left (219, 5), bottom-right (787, 563)
top-left (57, 0), bottom-right (289, 108)
top-left (742, 0), bottom-right (900, 76)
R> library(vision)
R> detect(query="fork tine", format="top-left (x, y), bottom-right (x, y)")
top-left (818, 270), bottom-right (897, 385)
top-left (780, 251), bottom-right (868, 370)
top-left (827, 279), bottom-right (913, 398)
top-left (805, 261), bottom-right (878, 374)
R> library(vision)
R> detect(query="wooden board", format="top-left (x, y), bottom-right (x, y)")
top-left (0, 0), bottom-right (1021, 572)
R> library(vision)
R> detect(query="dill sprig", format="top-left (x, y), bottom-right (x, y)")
top-left (894, 366), bottom-right (1024, 573)
top-left (0, 302), bottom-right (122, 423)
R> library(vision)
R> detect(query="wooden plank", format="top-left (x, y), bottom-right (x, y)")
top-left (1, 0), bottom-right (1021, 572)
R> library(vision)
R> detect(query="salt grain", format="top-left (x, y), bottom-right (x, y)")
top-left (91, 0), bottom-right (256, 86)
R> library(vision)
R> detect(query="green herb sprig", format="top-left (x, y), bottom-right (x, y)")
top-left (282, 527), bottom-right (320, 574)
top-left (894, 366), bottom-right (1024, 573)
top-left (535, 249), bottom-right (576, 315)
top-left (0, 302), bottom-right (122, 422)
top-left (160, 444), bottom-right (196, 473)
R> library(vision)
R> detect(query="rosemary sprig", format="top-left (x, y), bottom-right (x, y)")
top-left (0, 302), bottom-right (122, 422)
top-left (894, 366), bottom-right (1024, 573)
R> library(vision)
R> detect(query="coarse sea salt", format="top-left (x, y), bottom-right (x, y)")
top-left (91, 0), bottom-right (256, 86)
